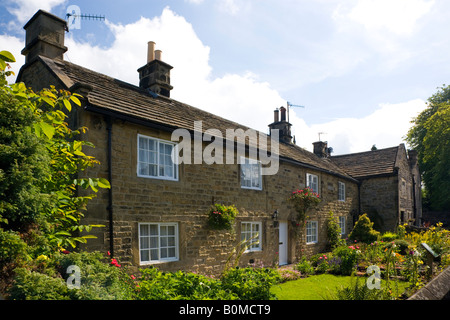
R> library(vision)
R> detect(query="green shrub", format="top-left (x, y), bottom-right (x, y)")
top-left (221, 267), bottom-right (281, 300)
top-left (9, 268), bottom-right (69, 300)
top-left (349, 214), bottom-right (379, 244)
top-left (380, 232), bottom-right (398, 242)
top-left (0, 228), bottom-right (29, 267)
top-left (326, 211), bottom-right (342, 250)
top-left (332, 245), bottom-right (360, 276)
top-left (136, 267), bottom-right (237, 300)
top-left (296, 257), bottom-right (315, 275)
top-left (57, 251), bottom-right (135, 300)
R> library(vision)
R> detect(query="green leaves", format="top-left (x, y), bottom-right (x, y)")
top-left (0, 50), bottom-right (15, 72)
top-left (1, 48), bottom-right (107, 253)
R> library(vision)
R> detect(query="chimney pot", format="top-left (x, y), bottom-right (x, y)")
top-left (154, 49), bottom-right (162, 61)
top-left (274, 108), bottom-right (279, 122)
top-left (280, 106), bottom-right (287, 121)
top-left (147, 41), bottom-right (155, 62)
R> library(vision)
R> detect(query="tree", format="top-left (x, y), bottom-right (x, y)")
top-left (0, 52), bottom-right (50, 230)
top-left (0, 50), bottom-right (110, 253)
top-left (406, 85), bottom-right (450, 210)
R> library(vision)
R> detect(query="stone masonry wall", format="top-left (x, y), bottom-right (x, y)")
top-left (77, 111), bottom-right (359, 275)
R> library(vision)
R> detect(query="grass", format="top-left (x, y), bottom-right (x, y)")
top-left (271, 274), bottom-right (410, 300)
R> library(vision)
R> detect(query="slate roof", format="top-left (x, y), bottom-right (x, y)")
top-left (330, 146), bottom-right (400, 179)
top-left (36, 55), bottom-right (356, 181)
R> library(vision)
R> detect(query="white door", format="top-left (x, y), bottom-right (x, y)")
top-left (279, 221), bottom-right (288, 265)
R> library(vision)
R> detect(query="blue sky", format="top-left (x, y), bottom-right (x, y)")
top-left (1, 0), bottom-right (449, 154)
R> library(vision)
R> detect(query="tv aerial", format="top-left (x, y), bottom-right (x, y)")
top-left (286, 101), bottom-right (305, 123)
top-left (66, 5), bottom-right (105, 31)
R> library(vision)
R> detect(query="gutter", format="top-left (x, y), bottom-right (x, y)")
top-left (106, 116), bottom-right (114, 258)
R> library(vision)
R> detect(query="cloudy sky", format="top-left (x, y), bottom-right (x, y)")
top-left (1, 0), bottom-right (448, 155)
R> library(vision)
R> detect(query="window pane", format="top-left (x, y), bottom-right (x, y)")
top-left (140, 224), bottom-right (149, 236)
top-left (140, 250), bottom-right (149, 262)
top-left (150, 224), bottom-right (158, 235)
top-left (139, 137), bottom-right (148, 150)
top-left (141, 237), bottom-right (149, 249)
top-left (150, 249), bottom-right (158, 260)
top-left (150, 236), bottom-right (158, 249)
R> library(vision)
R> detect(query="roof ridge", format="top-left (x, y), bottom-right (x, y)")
top-left (331, 145), bottom-right (400, 158)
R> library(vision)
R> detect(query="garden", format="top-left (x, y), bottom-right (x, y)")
top-left (2, 216), bottom-right (449, 300)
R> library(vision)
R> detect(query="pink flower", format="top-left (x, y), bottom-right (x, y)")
top-left (319, 256), bottom-right (322, 260)
top-left (130, 275), bottom-right (136, 280)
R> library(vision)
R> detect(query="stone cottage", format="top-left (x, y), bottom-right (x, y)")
top-left (330, 144), bottom-right (422, 232)
top-left (16, 10), bottom-right (419, 274)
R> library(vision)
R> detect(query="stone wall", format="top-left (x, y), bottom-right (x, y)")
top-left (77, 112), bottom-right (359, 275)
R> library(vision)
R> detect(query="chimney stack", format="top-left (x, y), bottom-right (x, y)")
top-left (138, 41), bottom-right (173, 98)
top-left (21, 10), bottom-right (68, 63)
top-left (313, 141), bottom-right (329, 158)
top-left (268, 106), bottom-right (292, 144)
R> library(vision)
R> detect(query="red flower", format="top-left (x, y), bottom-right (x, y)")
top-left (62, 250), bottom-right (70, 254)
top-left (111, 258), bottom-right (121, 267)
top-left (130, 275), bottom-right (136, 280)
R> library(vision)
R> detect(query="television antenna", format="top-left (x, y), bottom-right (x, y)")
top-left (66, 5), bottom-right (105, 31)
top-left (318, 132), bottom-right (327, 141)
top-left (286, 101), bottom-right (305, 123)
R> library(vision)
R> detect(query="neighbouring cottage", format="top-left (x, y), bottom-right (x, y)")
top-left (330, 145), bottom-right (422, 232)
top-left (16, 10), bottom-right (420, 274)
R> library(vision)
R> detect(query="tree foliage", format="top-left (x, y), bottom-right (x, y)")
top-left (0, 50), bottom-right (110, 256)
top-left (406, 85), bottom-right (450, 210)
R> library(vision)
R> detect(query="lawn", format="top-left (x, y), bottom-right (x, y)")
top-left (271, 274), bottom-right (410, 300)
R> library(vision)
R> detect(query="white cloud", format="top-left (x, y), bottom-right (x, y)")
top-left (345, 0), bottom-right (434, 36)
top-left (293, 99), bottom-right (427, 155)
top-left (5, 0), bottom-right (67, 25)
top-left (0, 34), bottom-right (25, 83)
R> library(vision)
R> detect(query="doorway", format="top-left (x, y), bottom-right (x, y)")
top-left (279, 221), bottom-right (288, 265)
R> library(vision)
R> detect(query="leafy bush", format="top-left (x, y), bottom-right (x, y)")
top-left (9, 268), bottom-right (69, 300)
top-left (326, 211), bottom-right (342, 250)
top-left (221, 267), bottom-right (281, 300)
top-left (207, 203), bottom-right (238, 230)
top-left (136, 267), bottom-right (237, 300)
top-left (332, 245), bottom-right (360, 275)
top-left (349, 214), bottom-right (379, 244)
top-left (57, 251), bottom-right (134, 300)
top-left (380, 232), bottom-right (398, 242)
top-left (295, 257), bottom-right (315, 275)
top-left (0, 228), bottom-right (29, 268)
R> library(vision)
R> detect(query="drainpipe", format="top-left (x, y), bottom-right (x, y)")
top-left (106, 116), bottom-right (114, 258)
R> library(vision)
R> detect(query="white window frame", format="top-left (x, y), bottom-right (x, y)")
top-left (240, 157), bottom-right (263, 190)
top-left (138, 222), bottom-right (179, 265)
top-left (338, 181), bottom-right (346, 202)
top-left (241, 221), bottom-right (262, 252)
top-left (306, 220), bottom-right (318, 244)
top-left (339, 216), bottom-right (346, 236)
top-left (137, 134), bottom-right (178, 181)
top-left (306, 173), bottom-right (319, 194)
